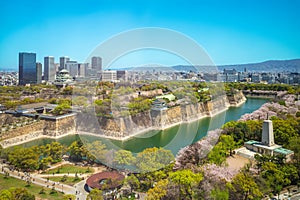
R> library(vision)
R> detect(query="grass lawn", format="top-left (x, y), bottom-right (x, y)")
top-left (48, 176), bottom-right (82, 186)
top-left (0, 174), bottom-right (65, 200)
top-left (44, 164), bottom-right (94, 174)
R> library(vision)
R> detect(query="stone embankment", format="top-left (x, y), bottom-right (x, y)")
top-left (0, 114), bottom-right (76, 148)
top-left (77, 92), bottom-right (246, 140)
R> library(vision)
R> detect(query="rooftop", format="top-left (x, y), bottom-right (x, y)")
top-left (253, 143), bottom-right (281, 150)
top-left (245, 140), bottom-right (259, 145)
top-left (274, 147), bottom-right (294, 155)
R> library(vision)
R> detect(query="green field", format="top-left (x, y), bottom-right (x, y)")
top-left (48, 176), bottom-right (82, 186)
top-left (44, 164), bottom-right (94, 174)
top-left (0, 174), bottom-right (65, 200)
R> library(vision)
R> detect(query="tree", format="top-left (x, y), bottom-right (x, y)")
top-left (85, 140), bottom-right (107, 163)
top-left (229, 172), bottom-right (262, 200)
top-left (12, 188), bottom-right (35, 200)
top-left (146, 179), bottom-right (169, 200)
top-left (169, 169), bottom-right (203, 199)
top-left (7, 147), bottom-right (39, 171)
top-left (219, 135), bottom-right (236, 156)
top-left (273, 118), bottom-right (297, 146)
top-left (211, 188), bottom-right (229, 200)
top-left (261, 162), bottom-right (290, 199)
top-left (113, 150), bottom-right (136, 170)
top-left (87, 189), bottom-right (103, 200)
top-left (136, 147), bottom-right (174, 172)
top-left (44, 142), bottom-right (64, 163)
top-left (67, 141), bottom-right (88, 162)
top-left (207, 143), bottom-right (227, 165)
top-left (63, 194), bottom-right (76, 200)
top-left (124, 174), bottom-right (140, 193)
top-left (288, 136), bottom-right (300, 167)
top-left (52, 103), bottom-right (71, 115)
top-left (0, 189), bottom-right (13, 200)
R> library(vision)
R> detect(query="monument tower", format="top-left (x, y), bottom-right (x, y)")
top-left (261, 115), bottom-right (275, 146)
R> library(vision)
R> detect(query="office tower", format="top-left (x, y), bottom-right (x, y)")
top-left (59, 56), bottom-right (70, 71)
top-left (65, 61), bottom-right (78, 77)
top-left (91, 56), bottom-right (102, 71)
top-left (36, 62), bottom-right (42, 84)
top-left (19, 52), bottom-right (37, 85)
top-left (44, 56), bottom-right (56, 81)
top-left (78, 63), bottom-right (89, 77)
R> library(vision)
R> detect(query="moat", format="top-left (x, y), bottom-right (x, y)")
top-left (20, 98), bottom-right (268, 155)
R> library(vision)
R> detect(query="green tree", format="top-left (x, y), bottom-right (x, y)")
top-left (169, 169), bottom-right (203, 199)
top-left (261, 162), bottom-right (290, 198)
top-left (63, 194), bottom-right (76, 200)
top-left (87, 189), bottom-right (103, 200)
top-left (136, 147), bottom-right (174, 172)
top-left (219, 134), bottom-right (236, 156)
top-left (67, 141), bottom-right (88, 162)
top-left (273, 118), bottom-right (297, 146)
top-left (7, 147), bottom-right (39, 171)
top-left (211, 188), bottom-right (229, 200)
top-left (85, 140), bottom-right (107, 163)
top-left (113, 150), bottom-right (136, 170)
top-left (207, 143), bottom-right (227, 165)
top-left (124, 174), bottom-right (140, 193)
top-left (0, 189), bottom-right (13, 200)
top-left (288, 136), bottom-right (300, 167)
top-left (12, 188), bottom-right (35, 200)
top-left (52, 103), bottom-right (71, 115)
top-left (45, 142), bottom-right (64, 163)
top-left (229, 172), bottom-right (262, 200)
top-left (146, 179), bottom-right (169, 200)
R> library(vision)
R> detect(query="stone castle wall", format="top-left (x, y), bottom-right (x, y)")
top-left (0, 114), bottom-right (76, 148)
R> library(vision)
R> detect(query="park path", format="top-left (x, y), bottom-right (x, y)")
top-left (0, 163), bottom-right (84, 199)
top-left (0, 162), bottom-right (109, 200)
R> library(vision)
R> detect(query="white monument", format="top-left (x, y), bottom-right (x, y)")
top-left (261, 119), bottom-right (275, 146)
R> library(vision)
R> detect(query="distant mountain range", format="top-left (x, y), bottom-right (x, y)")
top-left (218, 59), bottom-right (300, 72)
top-left (172, 59), bottom-right (300, 73)
top-left (122, 59), bottom-right (300, 73)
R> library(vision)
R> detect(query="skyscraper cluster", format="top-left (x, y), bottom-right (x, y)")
top-left (18, 52), bottom-right (103, 85)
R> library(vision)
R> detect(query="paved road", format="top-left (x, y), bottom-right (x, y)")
top-left (74, 180), bottom-right (88, 200)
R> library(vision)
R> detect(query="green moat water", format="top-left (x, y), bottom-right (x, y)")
top-left (21, 98), bottom-right (268, 155)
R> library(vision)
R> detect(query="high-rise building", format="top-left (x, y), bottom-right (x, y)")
top-left (19, 52), bottom-right (37, 85)
top-left (65, 61), bottom-right (78, 77)
top-left (59, 56), bottom-right (70, 71)
top-left (36, 62), bottom-right (42, 84)
top-left (91, 56), bottom-right (102, 71)
top-left (78, 63), bottom-right (89, 77)
top-left (44, 56), bottom-right (56, 82)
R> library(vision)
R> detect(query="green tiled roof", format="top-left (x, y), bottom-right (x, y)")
top-left (245, 140), bottom-right (259, 145)
top-left (274, 147), bottom-right (294, 155)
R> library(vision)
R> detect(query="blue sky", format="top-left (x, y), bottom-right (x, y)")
top-left (0, 0), bottom-right (300, 69)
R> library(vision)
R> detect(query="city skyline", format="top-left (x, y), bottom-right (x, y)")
top-left (1, 0), bottom-right (300, 70)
